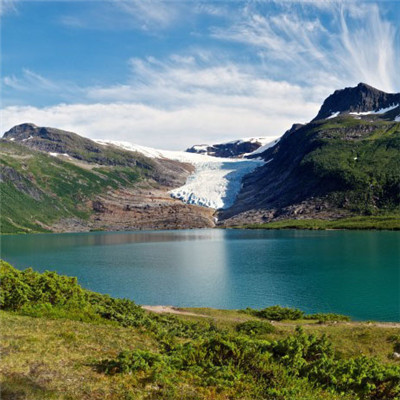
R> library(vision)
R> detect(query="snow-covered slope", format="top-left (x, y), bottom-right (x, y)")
top-left (245, 137), bottom-right (281, 157)
top-left (96, 140), bottom-right (264, 210)
top-left (186, 137), bottom-right (275, 158)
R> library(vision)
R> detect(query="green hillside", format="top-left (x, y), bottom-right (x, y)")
top-left (0, 140), bottom-right (150, 234)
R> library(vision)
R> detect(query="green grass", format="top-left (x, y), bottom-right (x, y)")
top-left (237, 215), bottom-right (400, 230)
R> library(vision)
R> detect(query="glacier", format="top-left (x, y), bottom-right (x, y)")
top-left (96, 140), bottom-right (266, 210)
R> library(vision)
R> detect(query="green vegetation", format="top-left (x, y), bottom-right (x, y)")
top-left (1, 260), bottom-right (400, 400)
top-left (307, 313), bottom-right (351, 322)
top-left (0, 140), bottom-right (149, 234)
top-left (243, 305), bottom-right (305, 321)
top-left (303, 118), bottom-right (400, 214)
top-left (239, 215), bottom-right (400, 230)
top-left (236, 320), bottom-right (276, 335)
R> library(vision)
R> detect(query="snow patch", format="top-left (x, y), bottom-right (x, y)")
top-left (96, 139), bottom-right (264, 209)
top-left (49, 152), bottom-right (71, 158)
top-left (327, 112), bottom-right (340, 119)
top-left (246, 137), bottom-right (281, 156)
top-left (395, 115), bottom-right (400, 122)
top-left (349, 104), bottom-right (399, 116)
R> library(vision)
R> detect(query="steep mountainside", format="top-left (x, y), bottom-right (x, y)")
top-left (0, 126), bottom-right (215, 233)
top-left (219, 84), bottom-right (400, 225)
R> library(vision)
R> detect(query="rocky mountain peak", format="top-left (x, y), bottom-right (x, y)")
top-left (3, 123), bottom-right (39, 139)
top-left (313, 83), bottom-right (400, 120)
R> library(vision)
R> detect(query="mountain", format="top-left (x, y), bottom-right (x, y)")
top-left (0, 125), bottom-right (215, 233)
top-left (2, 83), bottom-right (400, 233)
top-left (186, 137), bottom-right (274, 158)
top-left (313, 82), bottom-right (400, 120)
top-left (219, 83), bottom-right (400, 225)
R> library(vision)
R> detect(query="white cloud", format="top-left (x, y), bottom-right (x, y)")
top-left (3, 1), bottom-right (398, 150)
top-left (212, 2), bottom-right (400, 92)
top-left (2, 54), bottom-right (320, 149)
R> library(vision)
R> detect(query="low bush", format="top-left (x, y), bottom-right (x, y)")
top-left (236, 320), bottom-right (276, 335)
top-left (244, 305), bottom-right (304, 321)
top-left (102, 327), bottom-right (400, 399)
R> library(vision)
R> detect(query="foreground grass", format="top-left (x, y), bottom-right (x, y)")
top-left (0, 311), bottom-right (157, 400)
top-left (1, 311), bottom-right (399, 400)
top-left (237, 215), bottom-right (400, 230)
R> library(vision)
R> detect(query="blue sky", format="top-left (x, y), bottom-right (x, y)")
top-left (1, 0), bottom-right (400, 149)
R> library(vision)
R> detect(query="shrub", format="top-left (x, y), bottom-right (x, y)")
top-left (255, 306), bottom-right (304, 321)
top-left (236, 320), bottom-right (275, 335)
top-left (100, 349), bottom-right (165, 375)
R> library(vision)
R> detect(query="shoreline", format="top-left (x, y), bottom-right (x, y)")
top-left (3, 216), bottom-right (400, 236)
top-left (142, 305), bottom-right (400, 326)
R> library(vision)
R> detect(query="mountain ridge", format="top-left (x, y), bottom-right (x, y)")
top-left (2, 83), bottom-right (400, 233)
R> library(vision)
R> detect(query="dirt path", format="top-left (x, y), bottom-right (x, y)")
top-left (141, 305), bottom-right (209, 318)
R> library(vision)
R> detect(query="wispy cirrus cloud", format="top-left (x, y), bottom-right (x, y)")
top-left (113, 0), bottom-right (181, 30)
top-left (212, 1), bottom-right (400, 92)
top-left (0, 0), bottom-right (18, 15)
top-left (2, 69), bottom-right (83, 106)
top-left (4, 69), bottom-right (58, 91)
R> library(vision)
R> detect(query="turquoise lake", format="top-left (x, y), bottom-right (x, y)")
top-left (1, 229), bottom-right (399, 321)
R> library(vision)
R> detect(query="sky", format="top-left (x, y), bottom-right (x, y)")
top-left (1, 0), bottom-right (400, 149)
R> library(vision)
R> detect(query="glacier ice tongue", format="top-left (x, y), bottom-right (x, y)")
top-left (95, 139), bottom-right (264, 210)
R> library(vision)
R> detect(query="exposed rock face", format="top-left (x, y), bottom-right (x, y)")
top-left (186, 138), bottom-right (265, 158)
top-left (0, 165), bottom-right (43, 201)
top-left (313, 83), bottom-right (400, 120)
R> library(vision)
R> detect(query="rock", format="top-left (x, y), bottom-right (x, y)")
top-left (92, 200), bottom-right (107, 213)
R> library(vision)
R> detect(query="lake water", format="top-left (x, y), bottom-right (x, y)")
top-left (1, 229), bottom-right (399, 321)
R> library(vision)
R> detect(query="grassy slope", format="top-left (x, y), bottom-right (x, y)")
top-left (1, 261), bottom-right (399, 400)
top-left (0, 141), bottom-right (148, 234)
top-left (302, 117), bottom-right (400, 214)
